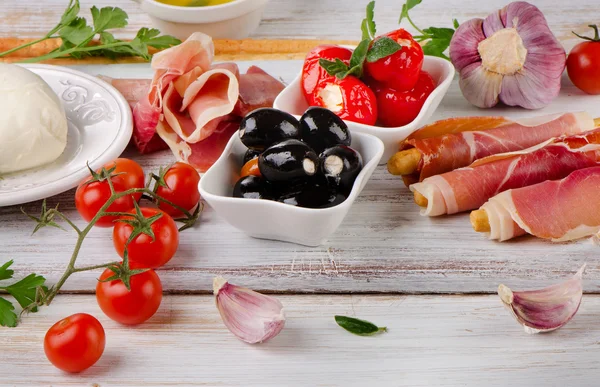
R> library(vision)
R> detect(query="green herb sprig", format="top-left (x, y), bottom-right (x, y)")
top-left (0, 0), bottom-right (181, 63)
top-left (399, 0), bottom-right (459, 60)
top-left (0, 165), bottom-right (201, 327)
top-left (335, 315), bottom-right (387, 336)
top-left (319, 1), bottom-right (402, 79)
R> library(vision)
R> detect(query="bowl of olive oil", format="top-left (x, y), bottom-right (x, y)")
top-left (133, 0), bottom-right (268, 39)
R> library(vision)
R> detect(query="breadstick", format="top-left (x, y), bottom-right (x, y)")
top-left (470, 210), bottom-right (490, 232)
top-left (387, 148), bottom-right (421, 176)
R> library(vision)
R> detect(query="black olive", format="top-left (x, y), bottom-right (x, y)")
top-left (258, 139), bottom-right (319, 182)
top-left (319, 191), bottom-right (348, 208)
top-left (243, 149), bottom-right (261, 165)
top-left (320, 145), bottom-right (363, 195)
top-left (239, 108), bottom-right (301, 150)
top-left (278, 184), bottom-right (332, 208)
top-left (300, 107), bottom-right (351, 154)
top-left (232, 175), bottom-right (271, 199)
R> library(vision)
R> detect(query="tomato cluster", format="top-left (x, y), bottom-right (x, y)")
top-left (44, 158), bottom-right (200, 373)
top-left (301, 29), bottom-right (436, 127)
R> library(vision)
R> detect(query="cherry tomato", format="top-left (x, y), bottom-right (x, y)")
top-left (156, 162), bottom-right (201, 217)
top-left (113, 208), bottom-right (179, 269)
top-left (44, 313), bottom-right (105, 373)
top-left (102, 158), bottom-right (145, 201)
top-left (567, 27), bottom-right (600, 95)
top-left (301, 45), bottom-right (353, 105)
top-left (240, 158), bottom-right (261, 178)
top-left (372, 71), bottom-right (435, 127)
top-left (313, 76), bottom-right (378, 126)
top-left (364, 29), bottom-right (424, 92)
top-left (75, 176), bottom-right (135, 227)
top-left (96, 268), bottom-right (162, 325)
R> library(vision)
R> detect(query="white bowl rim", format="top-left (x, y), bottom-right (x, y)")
top-left (145, 0), bottom-right (251, 11)
top-left (274, 54), bottom-right (455, 135)
top-left (199, 131), bottom-right (384, 214)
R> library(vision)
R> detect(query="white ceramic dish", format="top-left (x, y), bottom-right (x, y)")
top-left (273, 55), bottom-right (455, 162)
top-left (0, 64), bottom-right (132, 207)
top-left (132, 0), bottom-right (269, 40)
top-left (200, 132), bottom-right (384, 246)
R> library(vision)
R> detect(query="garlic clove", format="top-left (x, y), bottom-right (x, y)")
top-left (498, 264), bottom-right (585, 334)
top-left (213, 276), bottom-right (285, 344)
top-left (458, 62), bottom-right (502, 108)
top-left (449, 18), bottom-right (485, 72)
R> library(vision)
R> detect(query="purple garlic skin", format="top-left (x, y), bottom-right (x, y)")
top-left (498, 264), bottom-right (585, 334)
top-left (449, 1), bottom-right (566, 109)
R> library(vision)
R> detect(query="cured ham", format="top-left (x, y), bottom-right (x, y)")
top-left (388, 112), bottom-right (596, 185)
top-left (411, 128), bottom-right (600, 216)
top-left (472, 166), bottom-right (600, 242)
top-left (102, 32), bottom-right (285, 170)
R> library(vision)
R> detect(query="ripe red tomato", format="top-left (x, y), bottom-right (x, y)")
top-left (44, 313), bottom-right (105, 373)
top-left (113, 208), bottom-right (179, 269)
top-left (567, 37), bottom-right (600, 95)
top-left (372, 71), bottom-right (436, 127)
top-left (301, 45), bottom-right (353, 105)
top-left (102, 158), bottom-right (145, 201)
top-left (75, 176), bottom-right (135, 227)
top-left (156, 162), bottom-right (201, 217)
top-left (364, 29), bottom-right (424, 92)
top-left (96, 268), bottom-right (163, 325)
top-left (313, 76), bottom-right (378, 126)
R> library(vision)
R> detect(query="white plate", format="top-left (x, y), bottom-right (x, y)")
top-left (0, 64), bottom-right (132, 207)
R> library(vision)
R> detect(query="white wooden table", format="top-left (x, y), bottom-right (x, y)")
top-left (2, 1), bottom-right (600, 386)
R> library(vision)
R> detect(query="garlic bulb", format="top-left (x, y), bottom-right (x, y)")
top-left (449, 1), bottom-right (566, 109)
top-left (498, 265), bottom-right (585, 334)
top-left (213, 277), bottom-right (285, 344)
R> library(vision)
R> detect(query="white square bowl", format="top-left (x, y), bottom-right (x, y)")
top-left (273, 55), bottom-right (455, 162)
top-left (199, 132), bottom-right (384, 246)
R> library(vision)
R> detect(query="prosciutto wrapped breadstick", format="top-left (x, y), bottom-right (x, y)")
top-left (471, 166), bottom-right (600, 242)
top-left (411, 128), bottom-right (600, 216)
top-left (388, 112), bottom-right (596, 184)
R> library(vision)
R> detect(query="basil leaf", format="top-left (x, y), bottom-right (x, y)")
top-left (344, 38), bottom-right (370, 77)
top-left (319, 58), bottom-right (349, 77)
top-left (335, 315), bottom-right (387, 336)
top-left (453, 18), bottom-right (460, 29)
top-left (366, 36), bottom-right (402, 63)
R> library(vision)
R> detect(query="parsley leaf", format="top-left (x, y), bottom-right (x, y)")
top-left (361, 1), bottom-right (376, 41)
top-left (0, 260), bottom-right (47, 327)
top-left (0, 298), bottom-right (17, 328)
top-left (398, 0), bottom-right (457, 61)
top-left (59, 17), bottom-right (93, 46)
top-left (0, 260), bottom-right (14, 281)
top-left (91, 6), bottom-right (128, 32)
top-left (399, 0), bottom-right (422, 23)
top-left (366, 36), bottom-right (402, 62)
top-left (6, 274), bottom-right (47, 310)
top-left (0, 0), bottom-right (181, 63)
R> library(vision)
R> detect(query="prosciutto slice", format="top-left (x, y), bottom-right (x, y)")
top-left (412, 128), bottom-right (600, 216)
top-left (101, 32), bottom-right (285, 170)
top-left (401, 112), bottom-right (595, 183)
top-left (479, 166), bottom-right (600, 242)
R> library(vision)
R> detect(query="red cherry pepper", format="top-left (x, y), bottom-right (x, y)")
top-left (364, 29), bottom-right (424, 92)
top-left (301, 45), bottom-right (353, 105)
top-left (371, 71), bottom-right (435, 127)
top-left (314, 76), bottom-right (378, 126)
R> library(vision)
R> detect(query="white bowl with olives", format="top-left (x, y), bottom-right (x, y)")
top-left (199, 107), bottom-right (384, 246)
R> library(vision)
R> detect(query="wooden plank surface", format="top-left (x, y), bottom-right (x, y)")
top-left (1, 293), bottom-right (599, 387)
top-left (1, 61), bottom-right (599, 294)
